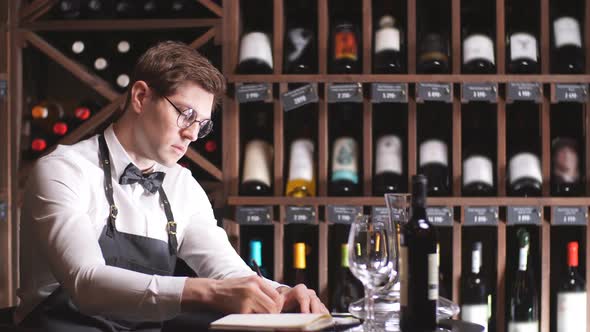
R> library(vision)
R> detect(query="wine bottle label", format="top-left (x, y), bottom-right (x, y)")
top-left (554, 17), bottom-right (582, 48)
top-left (557, 291), bottom-right (587, 332)
top-left (399, 245), bottom-right (408, 306)
top-left (238, 32), bottom-right (274, 68)
top-left (419, 139), bottom-right (448, 167)
top-left (510, 33), bottom-right (538, 61)
top-left (331, 137), bottom-right (359, 184)
top-left (463, 34), bottom-right (495, 65)
top-left (334, 26), bottom-right (358, 61)
top-left (428, 253), bottom-right (438, 300)
top-left (286, 28), bottom-right (312, 63)
top-left (375, 26), bottom-right (401, 53)
top-left (288, 139), bottom-right (314, 182)
top-left (518, 246), bottom-right (528, 271)
top-left (472, 248), bottom-right (481, 274)
top-left (463, 155), bottom-right (494, 187)
top-left (508, 321), bottom-right (539, 332)
top-left (461, 304), bottom-right (489, 332)
top-left (509, 152), bottom-right (543, 184)
top-left (375, 135), bottom-right (402, 175)
top-left (552, 139), bottom-right (580, 183)
top-left (71, 41), bottom-right (85, 54)
top-left (242, 139), bottom-right (273, 186)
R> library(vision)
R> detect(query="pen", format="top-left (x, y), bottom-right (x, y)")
top-left (251, 259), bottom-right (263, 277)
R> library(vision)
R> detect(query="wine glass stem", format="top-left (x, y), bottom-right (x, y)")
top-left (365, 287), bottom-right (375, 323)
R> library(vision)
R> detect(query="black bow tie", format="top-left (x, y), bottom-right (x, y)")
top-left (119, 163), bottom-right (166, 194)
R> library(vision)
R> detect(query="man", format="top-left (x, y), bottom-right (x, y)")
top-left (16, 41), bottom-right (327, 331)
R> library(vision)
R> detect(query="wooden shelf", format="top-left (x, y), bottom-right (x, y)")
top-left (228, 74), bottom-right (590, 84)
top-left (228, 196), bottom-right (590, 207)
top-left (21, 18), bottom-right (221, 31)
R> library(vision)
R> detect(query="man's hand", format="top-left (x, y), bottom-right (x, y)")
top-left (277, 284), bottom-right (329, 314)
top-left (182, 276), bottom-right (284, 314)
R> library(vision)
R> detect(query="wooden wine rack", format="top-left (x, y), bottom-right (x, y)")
top-left (222, 1), bottom-right (590, 332)
top-left (0, 1), bottom-right (588, 331)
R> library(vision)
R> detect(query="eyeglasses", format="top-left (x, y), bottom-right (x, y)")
top-left (163, 95), bottom-right (213, 138)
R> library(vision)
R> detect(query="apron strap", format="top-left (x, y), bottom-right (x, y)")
top-left (98, 135), bottom-right (117, 237)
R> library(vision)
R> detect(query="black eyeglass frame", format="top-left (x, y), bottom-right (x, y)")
top-left (163, 95), bottom-right (213, 138)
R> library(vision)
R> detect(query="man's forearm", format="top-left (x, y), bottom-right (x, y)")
top-left (180, 278), bottom-right (218, 312)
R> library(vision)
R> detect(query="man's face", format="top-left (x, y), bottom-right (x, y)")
top-left (136, 82), bottom-right (215, 167)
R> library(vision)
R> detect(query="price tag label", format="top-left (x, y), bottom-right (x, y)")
top-left (327, 83), bottom-right (364, 103)
top-left (0, 80), bottom-right (6, 100)
top-left (464, 206), bottom-right (499, 226)
top-left (281, 84), bottom-right (319, 112)
top-left (461, 83), bottom-right (498, 103)
top-left (371, 206), bottom-right (390, 223)
top-left (286, 205), bottom-right (316, 224)
top-left (236, 83), bottom-right (272, 103)
top-left (370, 83), bottom-right (408, 103)
top-left (506, 82), bottom-right (542, 103)
top-left (236, 206), bottom-right (273, 225)
top-left (327, 205), bottom-right (362, 224)
top-left (416, 83), bottom-right (453, 103)
top-left (552, 206), bottom-right (588, 226)
top-left (426, 206), bottom-right (453, 227)
top-left (507, 206), bottom-right (541, 225)
top-left (553, 84), bottom-right (589, 103)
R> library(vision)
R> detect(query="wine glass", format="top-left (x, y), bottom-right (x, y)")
top-left (348, 214), bottom-right (395, 329)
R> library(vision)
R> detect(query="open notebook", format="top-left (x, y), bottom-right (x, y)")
top-left (210, 313), bottom-right (336, 331)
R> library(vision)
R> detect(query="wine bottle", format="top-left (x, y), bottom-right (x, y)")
top-left (461, 0), bottom-right (496, 74)
top-left (55, 0), bottom-right (82, 19)
top-left (557, 241), bottom-right (587, 332)
top-left (437, 242), bottom-right (450, 300)
top-left (141, 0), bottom-right (160, 18)
top-left (113, 0), bottom-right (138, 18)
top-left (551, 137), bottom-right (582, 197)
top-left (330, 1), bottom-right (361, 74)
top-left (462, 242), bottom-right (489, 332)
top-left (169, 0), bottom-right (192, 18)
top-left (508, 228), bottom-right (539, 332)
top-left (29, 136), bottom-right (49, 159)
top-left (240, 107), bottom-right (273, 196)
top-left (329, 104), bottom-right (360, 196)
top-left (248, 239), bottom-right (269, 278)
top-left (373, 13), bottom-right (404, 74)
top-left (400, 174), bottom-right (438, 332)
top-left (292, 242), bottom-right (309, 286)
top-left (236, 0), bottom-right (274, 74)
top-left (86, 0), bottom-right (113, 19)
top-left (331, 243), bottom-right (363, 313)
top-left (373, 134), bottom-right (404, 196)
top-left (70, 102), bottom-right (91, 129)
top-left (506, 0), bottom-right (540, 74)
top-left (31, 101), bottom-right (66, 135)
top-left (417, 0), bottom-right (451, 73)
top-left (283, 2), bottom-right (317, 74)
top-left (551, 3), bottom-right (585, 74)
top-left (111, 38), bottom-right (136, 91)
top-left (462, 108), bottom-right (495, 197)
top-left (285, 139), bottom-right (316, 197)
top-left (508, 105), bottom-right (542, 197)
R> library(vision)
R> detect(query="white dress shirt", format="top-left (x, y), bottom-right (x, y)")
top-left (15, 125), bottom-right (282, 323)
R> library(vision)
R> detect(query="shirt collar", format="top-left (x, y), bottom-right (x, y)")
top-left (103, 124), bottom-right (163, 181)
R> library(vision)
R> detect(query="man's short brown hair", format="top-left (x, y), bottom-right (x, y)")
top-left (124, 41), bottom-right (226, 110)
